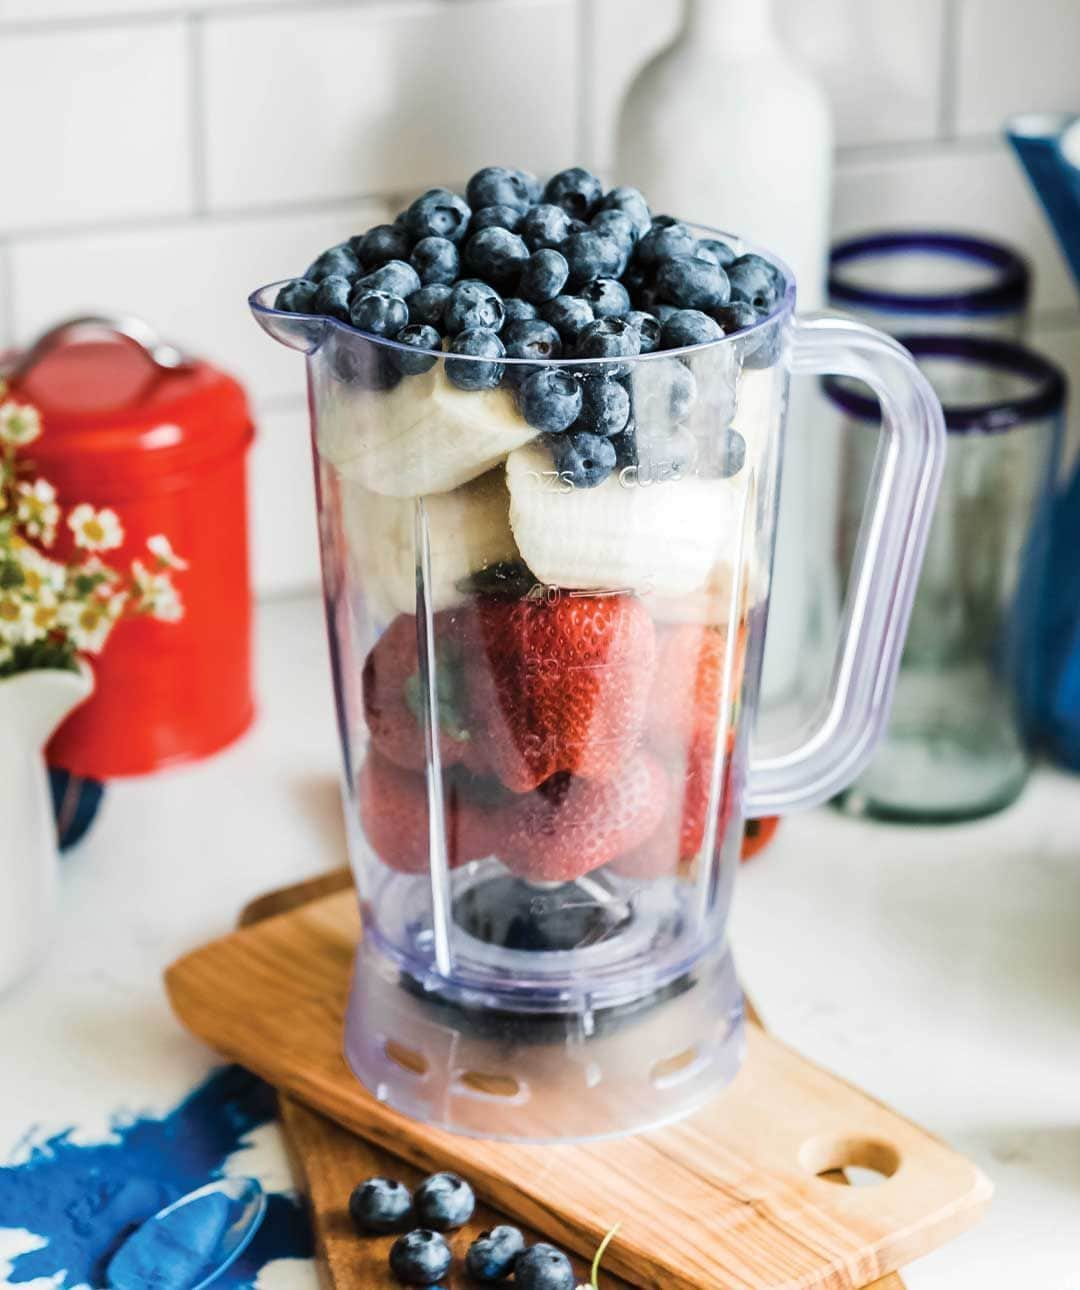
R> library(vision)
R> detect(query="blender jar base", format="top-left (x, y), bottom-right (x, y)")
top-left (343, 935), bottom-right (745, 1143)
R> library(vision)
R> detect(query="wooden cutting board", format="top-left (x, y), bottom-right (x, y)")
top-left (172, 878), bottom-right (990, 1290)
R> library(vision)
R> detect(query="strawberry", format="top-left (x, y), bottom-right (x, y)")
top-left (741, 814), bottom-right (779, 861)
top-left (498, 752), bottom-right (668, 883)
top-left (357, 754), bottom-right (497, 874)
top-left (362, 611), bottom-right (485, 774)
top-left (646, 620), bottom-right (747, 760)
top-left (465, 593), bottom-right (656, 793)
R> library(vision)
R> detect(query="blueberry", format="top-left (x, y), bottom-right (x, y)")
top-left (580, 277), bottom-right (631, 319)
top-left (631, 360), bottom-right (697, 430)
top-left (654, 302), bottom-right (679, 324)
top-left (329, 334), bottom-right (401, 391)
top-left (539, 295), bottom-right (594, 345)
top-left (551, 432), bottom-right (617, 490)
top-left (700, 428), bottom-right (747, 479)
top-left (352, 224), bottom-right (412, 270)
top-left (575, 317), bottom-right (641, 362)
top-left (521, 204), bottom-right (575, 252)
top-left (313, 274), bottom-right (353, 322)
top-left (466, 165), bottom-right (533, 213)
top-left (465, 227), bottom-right (530, 288)
top-left (519, 368), bottom-right (582, 432)
top-left (445, 327), bottom-right (505, 391)
top-left (599, 185), bottom-right (652, 238)
top-left (389, 1230), bottom-right (452, 1286)
top-left (520, 248), bottom-right (570, 304)
top-left (660, 308), bottom-right (724, 349)
top-left (624, 310), bottom-right (662, 354)
top-left (698, 236), bottom-right (737, 267)
top-left (727, 253), bottom-right (783, 313)
top-left (274, 279), bottom-right (318, 314)
top-left (516, 169), bottom-right (543, 203)
top-left (305, 242), bottom-right (361, 283)
top-left (712, 300), bottom-right (759, 333)
top-left (636, 221), bottom-right (697, 267)
top-left (405, 187), bottom-right (472, 244)
top-left (407, 284), bottom-right (453, 329)
top-left (622, 260), bottom-right (651, 302)
top-left (502, 297), bottom-right (539, 324)
top-left (391, 323), bottom-right (441, 375)
top-left (564, 231), bottom-right (627, 287)
top-left (464, 1225), bottom-right (527, 1283)
top-left (349, 289), bottom-right (409, 337)
top-left (470, 203), bottom-right (525, 233)
top-left (445, 279), bottom-right (505, 334)
top-left (412, 1172), bottom-right (476, 1232)
top-left (577, 375), bottom-right (630, 436)
top-left (357, 259), bottom-right (422, 300)
top-left (589, 208), bottom-right (637, 250)
top-left (348, 1177), bottom-right (413, 1235)
top-left (543, 166), bottom-right (603, 220)
top-left (410, 236), bottom-right (460, 286)
top-left (502, 319), bottom-right (562, 363)
top-left (656, 255), bottom-right (730, 311)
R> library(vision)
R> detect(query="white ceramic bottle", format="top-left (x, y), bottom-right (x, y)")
top-left (615, 0), bottom-right (835, 704)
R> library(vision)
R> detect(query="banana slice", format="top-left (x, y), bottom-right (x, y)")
top-left (506, 442), bottom-right (749, 598)
top-left (318, 363), bottom-right (537, 497)
top-left (341, 470), bottom-right (518, 618)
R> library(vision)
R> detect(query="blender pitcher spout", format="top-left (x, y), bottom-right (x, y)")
top-left (249, 284), bottom-right (329, 354)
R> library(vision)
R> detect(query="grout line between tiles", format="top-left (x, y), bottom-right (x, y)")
top-left (937, 0), bottom-right (960, 141)
top-left (187, 13), bottom-right (208, 215)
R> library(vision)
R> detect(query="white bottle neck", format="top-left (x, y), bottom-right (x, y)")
top-left (681, 0), bottom-right (778, 54)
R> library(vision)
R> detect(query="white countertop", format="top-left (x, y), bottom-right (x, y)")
top-left (2, 595), bottom-right (1078, 1290)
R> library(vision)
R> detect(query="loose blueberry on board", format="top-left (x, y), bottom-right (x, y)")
top-left (712, 300), bottom-right (759, 333)
top-left (407, 283), bottom-right (453, 329)
top-left (357, 258), bottom-right (422, 300)
top-left (589, 208), bottom-right (638, 250)
top-left (465, 226), bottom-right (530, 287)
top-left (698, 236), bottom-right (737, 267)
top-left (543, 166), bottom-right (604, 220)
top-left (274, 279), bottom-right (317, 314)
top-left (551, 431), bottom-right (617, 488)
top-left (388, 1229), bottom-right (453, 1286)
top-left (580, 277), bottom-right (631, 319)
top-left (305, 243), bottom-right (361, 284)
top-left (577, 374), bottom-right (631, 436)
top-left (540, 295), bottom-right (595, 345)
top-left (520, 248), bottom-right (571, 303)
top-left (391, 323), bottom-right (442, 375)
top-left (353, 224), bottom-right (413, 270)
top-left (624, 309), bottom-right (662, 354)
top-left (660, 308), bottom-right (724, 349)
top-left (564, 230), bottom-right (627, 287)
top-left (412, 1172), bottom-right (477, 1231)
top-left (575, 317), bottom-right (642, 362)
top-left (446, 327), bottom-right (506, 390)
top-left (410, 236), bottom-right (460, 286)
top-left (464, 1225), bottom-right (527, 1283)
top-left (404, 187), bottom-right (472, 244)
top-left (519, 368), bottom-right (582, 432)
top-left (466, 165), bottom-right (534, 213)
top-left (636, 221), bottom-right (698, 267)
top-left (656, 255), bottom-right (731, 311)
top-left (348, 1176), bottom-right (413, 1235)
top-left (727, 253), bottom-right (783, 312)
top-left (502, 319), bottom-right (563, 363)
top-left (349, 289), bottom-right (409, 338)
top-left (515, 1242), bottom-right (577, 1290)
top-left (444, 279), bottom-right (506, 335)
top-left (470, 203), bottom-right (526, 233)
top-left (502, 296), bottom-right (540, 324)
top-left (599, 184), bottom-right (652, 237)
top-left (521, 203), bottom-right (575, 252)
top-left (312, 274), bottom-right (353, 322)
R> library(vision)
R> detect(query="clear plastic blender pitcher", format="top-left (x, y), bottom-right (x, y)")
top-left (251, 229), bottom-right (944, 1143)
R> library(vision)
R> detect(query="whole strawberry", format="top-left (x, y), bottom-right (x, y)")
top-left (466, 593), bottom-right (656, 792)
top-left (647, 621), bottom-right (746, 759)
top-left (499, 752), bottom-right (667, 882)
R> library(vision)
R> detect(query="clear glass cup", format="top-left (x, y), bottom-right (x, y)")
top-left (829, 335), bottom-right (1065, 823)
top-left (251, 227), bottom-right (945, 1142)
top-left (829, 231), bottom-right (1031, 339)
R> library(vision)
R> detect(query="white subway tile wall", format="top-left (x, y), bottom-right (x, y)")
top-left (0, 0), bottom-right (1076, 596)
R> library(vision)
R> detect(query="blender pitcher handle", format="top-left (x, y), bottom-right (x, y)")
top-left (744, 314), bottom-right (945, 816)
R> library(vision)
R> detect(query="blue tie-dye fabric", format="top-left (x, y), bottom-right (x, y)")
top-left (0, 1065), bottom-right (313, 1288)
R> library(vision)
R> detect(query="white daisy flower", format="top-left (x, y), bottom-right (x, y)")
top-left (68, 503), bottom-right (124, 552)
top-left (16, 478), bottom-right (60, 545)
top-left (0, 400), bottom-right (42, 447)
top-left (146, 533), bottom-right (188, 570)
top-left (19, 545), bottom-right (66, 597)
top-left (0, 590), bottom-right (44, 645)
top-left (131, 559), bottom-right (184, 622)
top-left (59, 591), bottom-right (126, 654)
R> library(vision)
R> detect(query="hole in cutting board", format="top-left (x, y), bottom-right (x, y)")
top-left (799, 1135), bottom-right (901, 1187)
top-left (384, 1040), bottom-right (428, 1077)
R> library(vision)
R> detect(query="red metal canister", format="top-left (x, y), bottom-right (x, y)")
top-left (6, 316), bottom-right (255, 777)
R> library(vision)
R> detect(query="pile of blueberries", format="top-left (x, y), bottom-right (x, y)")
top-left (351, 1170), bottom-right (582, 1288)
top-left (274, 165), bottom-right (783, 488)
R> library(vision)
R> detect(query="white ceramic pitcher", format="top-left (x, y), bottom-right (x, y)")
top-left (0, 665), bottom-right (93, 994)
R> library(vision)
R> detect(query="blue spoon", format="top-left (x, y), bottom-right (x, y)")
top-left (106, 1177), bottom-right (267, 1290)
